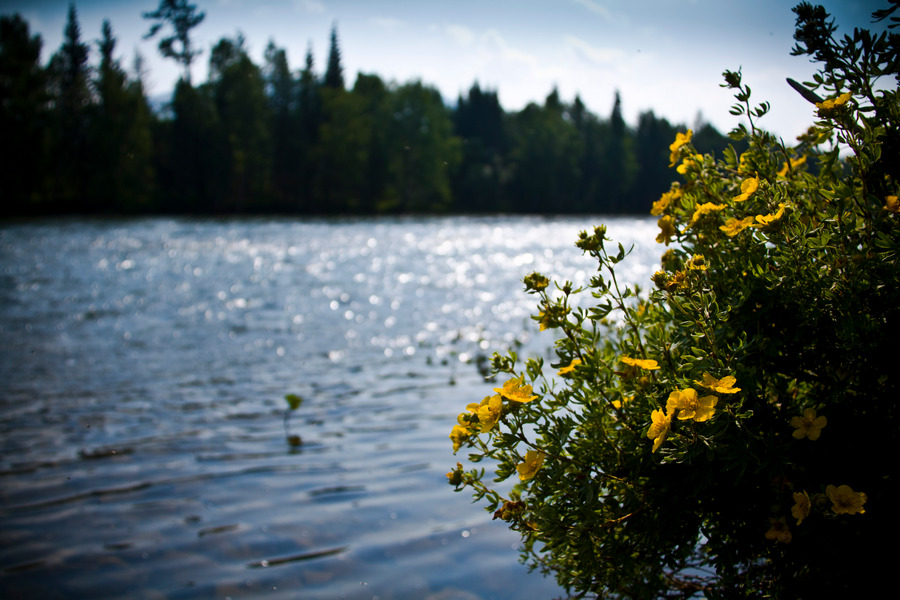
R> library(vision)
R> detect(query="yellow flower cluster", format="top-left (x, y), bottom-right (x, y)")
top-left (768, 484), bottom-right (866, 544)
top-left (652, 131), bottom-right (794, 254)
top-left (450, 377), bottom-right (537, 453)
top-left (451, 375), bottom-right (548, 484)
top-left (669, 129), bottom-right (693, 166)
top-left (760, 403), bottom-right (866, 543)
top-left (647, 376), bottom-right (733, 452)
top-left (651, 186), bottom-right (683, 216)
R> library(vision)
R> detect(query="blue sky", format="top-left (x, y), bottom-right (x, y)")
top-left (1, 0), bottom-right (887, 140)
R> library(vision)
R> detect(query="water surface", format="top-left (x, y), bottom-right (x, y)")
top-left (0, 216), bottom-right (658, 599)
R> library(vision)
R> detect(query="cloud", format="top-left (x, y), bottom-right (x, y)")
top-left (371, 17), bottom-right (406, 31)
top-left (572, 0), bottom-right (613, 20)
top-left (293, 0), bottom-right (326, 14)
top-left (480, 29), bottom-right (541, 71)
top-left (564, 36), bottom-right (625, 67)
top-left (571, 0), bottom-right (631, 28)
top-left (446, 25), bottom-right (476, 47)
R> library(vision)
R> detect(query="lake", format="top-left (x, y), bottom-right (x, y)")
top-left (0, 216), bottom-right (659, 599)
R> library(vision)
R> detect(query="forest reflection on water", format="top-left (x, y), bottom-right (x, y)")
top-left (0, 216), bottom-right (659, 599)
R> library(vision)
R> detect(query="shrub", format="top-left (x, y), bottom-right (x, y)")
top-left (447, 3), bottom-right (899, 597)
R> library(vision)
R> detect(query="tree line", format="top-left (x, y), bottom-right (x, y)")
top-left (0, 4), bottom-right (740, 217)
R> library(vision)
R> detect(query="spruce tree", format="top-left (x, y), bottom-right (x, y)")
top-left (47, 3), bottom-right (92, 210)
top-left (0, 13), bottom-right (47, 214)
top-left (324, 24), bottom-right (344, 90)
top-left (142, 0), bottom-right (205, 84)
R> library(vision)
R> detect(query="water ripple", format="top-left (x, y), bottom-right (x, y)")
top-left (0, 216), bottom-right (657, 599)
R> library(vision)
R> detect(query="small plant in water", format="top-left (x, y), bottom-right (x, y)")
top-left (284, 393), bottom-right (303, 447)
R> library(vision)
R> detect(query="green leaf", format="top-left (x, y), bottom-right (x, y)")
top-left (285, 394), bottom-right (303, 411)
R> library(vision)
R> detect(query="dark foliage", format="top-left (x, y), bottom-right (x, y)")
top-left (1, 9), bottom-right (738, 217)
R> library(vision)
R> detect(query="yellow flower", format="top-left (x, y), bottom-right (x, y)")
top-left (664, 270), bottom-right (686, 292)
top-left (524, 271), bottom-right (550, 291)
top-left (885, 195), bottom-right (900, 214)
top-left (647, 408), bottom-right (671, 453)
top-left (733, 176), bottom-right (759, 202)
top-left (652, 270), bottom-right (670, 289)
top-left (752, 203), bottom-right (786, 227)
top-left (660, 248), bottom-right (678, 271)
top-left (493, 377), bottom-right (538, 403)
top-left (689, 202), bottom-right (726, 227)
top-left (694, 373), bottom-right (741, 394)
top-left (834, 92), bottom-right (852, 106)
top-left (765, 517), bottom-right (792, 543)
top-left (537, 310), bottom-right (551, 331)
top-left (720, 216), bottom-right (756, 237)
top-left (791, 491), bottom-right (811, 525)
top-left (826, 484), bottom-right (867, 515)
top-left (686, 254), bottom-right (708, 271)
top-left (676, 153), bottom-right (702, 175)
top-left (669, 129), bottom-right (693, 166)
top-left (470, 394), bottom-right (502, 433)
top-left (621, 356), bottom-right (660, 370)
top-left (666, 388), bottom-right (718, 422)
top-left (612, 395), bottom-right (633, 409)
top-left (790, 407), bottom-right (827, 440)
top-left (777, 155), bottom-right (807, 177)
top-left (651, 187), bottom-right (683, 216)
top-left (446, 462), bottom-right (464, 486)
top-left (516, 450), bottom-right (545, 481)
top-left (557, 358), bottom-right (581, 376)
top-left (656, 215), bottom-right (676, 245)
top-left (815, 91), bottom-right (852, 112)
top-left (449, 424), bottom-right (471, 453)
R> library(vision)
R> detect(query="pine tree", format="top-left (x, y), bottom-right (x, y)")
top-left (264, 39), bottom-right (299, 209)
top-left (452, 83), bottom-right (508, 211)
top-left (324, 24), bottom-right (344, 90)
top-left (208, 34), bottom-right (271, 211)
top-left (296, 44), bottom-right (320, 212)
top-left (47, 3), bottom-right (92, 211)
top-left (0, 13), bottom-right (48, 214)
top-left (91, 19), bottom-right (155, 212)
top-left (600, 91), bottom-right (637, 211)
top-left (142, 0), bottom-right (205, 84)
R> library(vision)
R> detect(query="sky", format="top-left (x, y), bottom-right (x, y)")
top-left (1, 0), bottom-right (889, 140)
